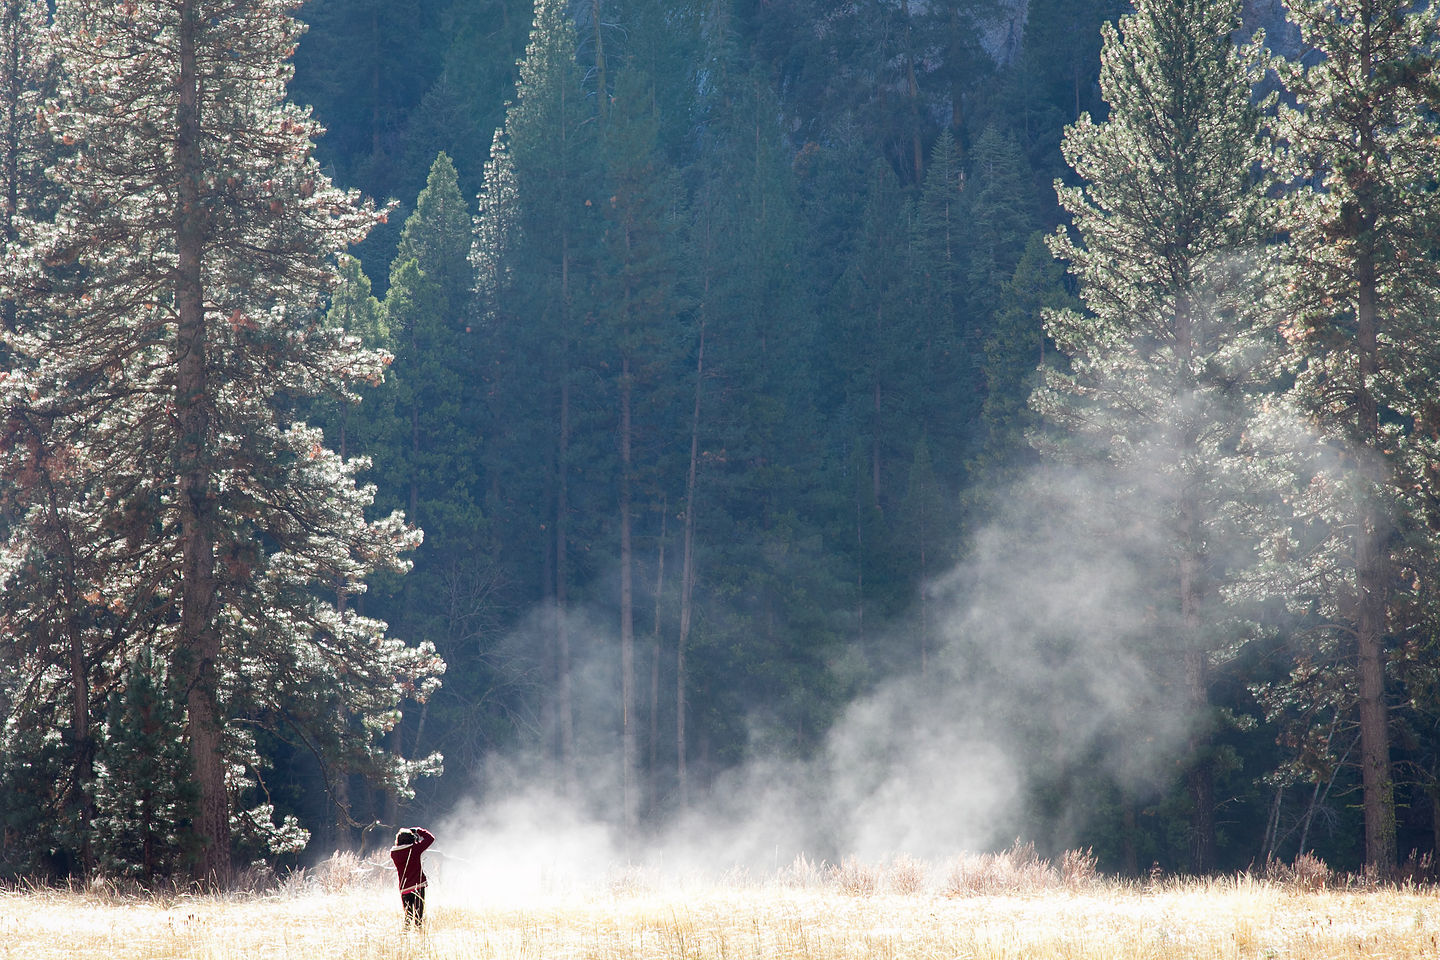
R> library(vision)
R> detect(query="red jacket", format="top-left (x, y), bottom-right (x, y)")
top-left (390, 828), bottom-right (435, 894)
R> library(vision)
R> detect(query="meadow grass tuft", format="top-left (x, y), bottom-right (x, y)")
top-left (4, 852), bottom-right (1439, 959)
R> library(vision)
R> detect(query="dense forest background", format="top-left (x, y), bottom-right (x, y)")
top-left (277, 0), bottom-right (1416, 876)
top-left (5, 0), bottom-right (1440, 885)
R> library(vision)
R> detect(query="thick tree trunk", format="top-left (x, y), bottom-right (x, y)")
top-left (175, 0), bottom-right (230, 885)
top-left (1356, 249), bottom-right (1395, 875)
top-left (1346, 8), bottom-right (1395, 879)
top-left (556, 375), bottom-right (576, 795)
top-left (1183, 643), bottom-right (1214, 871)
top-left (854, 457), bottom-right (865, 646)
top-left (1174, 294), bottom-right (1214, 873)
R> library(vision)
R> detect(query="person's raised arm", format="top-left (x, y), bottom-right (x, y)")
top-left (414, 827), bottom-right (435, 852)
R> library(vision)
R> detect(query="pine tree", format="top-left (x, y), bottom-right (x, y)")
top-left (972, 231), bottom-right (1072, 489)
top-left (841, 159), bottom-right (913, 516)
top-left (596, 65), bottom-right (688, 832)
top-left (90, 649), bottom-right (199, 884)
top-left (383, 153), bottom-right (482, 572)
top-left (682, 64), bottom-right (846, 762)
top-left (1042, 0), bottom-right (1273, 871)
top-left (371, 159), bottom-right (483, 819)
top-left (832, 158), bottom-right (915, 642)
top-left (961, 123), bottom-right (1040, 322)
top-left (396, 153), bottom-right (474, 324)
top-left (471, 0), bottom-right (599, 795)
top-left (908, 129), bottom-right (969, 484)
top-left (3, 0), bottom-right (443, 882)
top-left (1269, 0), bottom-right (1440, 875)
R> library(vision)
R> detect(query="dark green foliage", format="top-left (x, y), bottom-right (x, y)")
top-left (90, 651), bottom-right (199, 884)
top-left (7, 0), bottom-right (1440, 883)
top-left (291, 0), bottom-right (531, 286)
top-left (962, 124), bottom-right (1040, 314)
top-left (972, 231), bottom-right (1071, 489)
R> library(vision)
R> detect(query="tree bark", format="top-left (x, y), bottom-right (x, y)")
top-left (619, 355), bottom-right (637, 835)
top-left (676, 315), bottom-right (705, 810)
top-left (1352, 14), bottom-right (1395, 872)
top-left (649, 503), bottom-right (666, 817)
top-left (556, 227), bottom-right (577, 798)
top-left (556, 373), bottom-right (576, 796)
top-left (1356, 247), bottom-right (1395, 875)
top-left (175, 0), bottom-right (229, 884)
top-left (1174, 295), bottom-right (1214, 873)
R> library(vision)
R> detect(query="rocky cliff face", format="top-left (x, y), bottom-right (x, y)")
top-left (983, 0), bottom-right (1030, 64)
top-left (989, 0), bottom-right (1302, 64)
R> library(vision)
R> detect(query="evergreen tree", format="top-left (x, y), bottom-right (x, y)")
top-left (908, 129), bottom-right (971, 484)
top-left (682, 64), bottom-right (847, 767)
top-left (962, 123), bottom-right (1040, 321)
top-left (396, 153), bottom-right (474, 323)
top-left (596, 65), bottom-right (689, 831)
top-left (90, 649), bottom-right (199, 883)
top-left (2, 0), bottom-right (443, 882)
top-left (1268, 0), bottom-right (1440, 875)
top-left (833, 159), bottom-right (916, 640)
top-left (471, 0), bottom-right (600, 795)
top-left (381, 153), bottom-right (482, 569)
top-left (841, 160), bottom-right (914, 517)
top-left (371, 157), bottom-right (484, 815)
top-left (972, 231), bottom-right (1071, 488)
top-left (1042, 0), bottom-right (1273, 871)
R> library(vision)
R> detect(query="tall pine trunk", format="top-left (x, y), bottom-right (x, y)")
top-left (648, 504), bottom-right (666, 818)
top-left (1356, 246), bottom-right (1396, 874)
top-left (556, 235), bottom-right (577, 798)
top-left (619, 356), bottom-right (637, 835)
top-left (174, 0), bottom-right (229, 884)
top-left (1351, 12), bottom-right (1395, 873)
top-left (1175, 296), bottom-right (1214, 872)
top-left (676, 318), bottom-right (704, 810)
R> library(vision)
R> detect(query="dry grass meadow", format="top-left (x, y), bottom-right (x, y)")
top-left (5, 847), bottom-right (1440, 960)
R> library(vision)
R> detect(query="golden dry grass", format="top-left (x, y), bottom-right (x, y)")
top-left (3, 865), bottom-right (1439, 960)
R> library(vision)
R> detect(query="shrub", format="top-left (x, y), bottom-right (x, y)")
top-left (886, 855), bottom-right (927, 895)
top-left (830, 856), bottom-right (878, 897)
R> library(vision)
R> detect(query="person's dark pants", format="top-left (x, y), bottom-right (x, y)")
top-left (402, 889), bottom-right (426, 927)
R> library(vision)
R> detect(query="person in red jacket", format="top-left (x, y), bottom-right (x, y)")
top-left (390, 826), bottom-right (435, 928)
